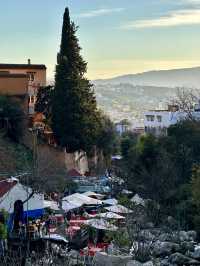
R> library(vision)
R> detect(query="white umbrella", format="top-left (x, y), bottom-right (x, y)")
top-left (62, 193), bottom-right (102, 207)
top-left (84, 219), bottom-right (118, 231)
top-left (105, 204), bottom-right (133, 214)
top-left (62, 201), bottom-right (81, 211)
top-left (103, 198), bottom-right (118, 205)
top-left (44, 200), bottom-right (60, 211)
top-left (97, 212), bottom-right (125, 219)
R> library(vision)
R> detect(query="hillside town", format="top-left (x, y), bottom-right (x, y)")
top-left (1, 3), bottom-right (200, 266)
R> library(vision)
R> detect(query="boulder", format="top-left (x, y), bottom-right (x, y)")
top-left (179, 231), bottom-right (189, 242)
top-left (126, 260), bottom-right (142, 266)
top-left (187, 231), bottom-right (197, 242)
top-left (180, 241), bottom-right (195, 253)
top-left (168, 252), bottom-right (200, 265)
top-left (139, 230), bottom-right (155, 241)
top-left (153, 241), bottom-right (180, 257)
top-left (190, 248), bottom-right (200, 260)
top-left (143, 261), bottom-right (154, 266)
top-left (94, 252), bottom-right (132, 266)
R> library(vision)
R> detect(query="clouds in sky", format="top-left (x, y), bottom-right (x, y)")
top-left (122, 9), bottom-right (200, 29)
top-left (121, 0), bottom-right (200, 29)
top-left (77, 8), bottom-right (125, 18)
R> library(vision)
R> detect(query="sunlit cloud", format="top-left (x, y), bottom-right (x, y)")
top-left (121, 9), bottom-right (200, 29)
top-left (77, 8), bottom-right (125, 18)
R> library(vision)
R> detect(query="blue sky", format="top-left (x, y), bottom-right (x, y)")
top-left (0, 0), bottom-right (200, 80)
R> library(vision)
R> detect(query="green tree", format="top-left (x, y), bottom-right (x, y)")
top-left (52, 8), bottom-right (100, 153)
top-left (0, 96), bottom-right (23, 141)
top-left (35, 85), bottom-right (54, 122)
top-left (97, 114), bottom-right (117, 159)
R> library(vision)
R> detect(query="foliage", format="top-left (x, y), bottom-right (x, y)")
top-left (0, 96), bottom-right (23, 141)
top-left (35, 86), bottom-right (54, 122)
top-left (97, 113), bottom-right (117, 160)
top-left (120, 119), bottom-right (200, 231)
top-left (191, 165), bottom-right (200, 210)
top-left (51, 8), bottom-right (100, 153)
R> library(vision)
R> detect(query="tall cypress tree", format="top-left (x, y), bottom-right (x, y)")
top-left (52, 8), bottom-right (100, 153)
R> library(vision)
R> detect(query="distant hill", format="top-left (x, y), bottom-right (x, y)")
top-left (93, 67), bottom-right (200, 122)
top-left (94, 67), bottom-right (200, 88)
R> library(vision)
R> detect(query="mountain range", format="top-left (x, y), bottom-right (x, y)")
top-left (93, 67), bottom-right (200, 123)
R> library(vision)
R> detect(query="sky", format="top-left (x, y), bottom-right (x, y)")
top-left (0, 0), bottom-right (200, 80)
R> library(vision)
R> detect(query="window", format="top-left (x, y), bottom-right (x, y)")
top-left (146, 115), bottom-right (155, 121)
top-left (157, 115), bottom-right (162, 122)
top-left (27, 72), bottom-right (35, 82)
top-left (30, 96), bottom-right (35, 103)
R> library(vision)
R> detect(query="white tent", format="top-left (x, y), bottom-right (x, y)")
top-left (62, 201), bottom-right (82, 212)
top-left (43, 200), bottom-right (60, 211)
top-left (62, 193), bottom-right (102, 209)
top-left (105, 204), bottom-right (133, 214)
top-left (97, 212), bottom-right (125, 219)
top-left (103, 198), bottom-right (118, 206)
top-left (83, 191), bottom-right (105, 200)
top-left (84, 219), bottom-right (118, 231)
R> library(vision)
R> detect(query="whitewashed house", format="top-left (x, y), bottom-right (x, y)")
top-left (144, 105), bottom-right (200, 136)
top-left (0, 178), bottom-right (44, 218)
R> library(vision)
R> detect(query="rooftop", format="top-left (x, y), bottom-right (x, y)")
top-left (0, 63), bottom-right (46, 70)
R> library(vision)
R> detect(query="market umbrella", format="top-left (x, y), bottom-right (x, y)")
top-left (83, 218), bottom-right (118, 231)
top-left (105, 204), bottom-right (133, 214)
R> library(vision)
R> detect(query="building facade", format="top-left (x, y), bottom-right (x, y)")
top-left (144, 107), bottom-right (200, 136)
top-left (0, 60), bottom-right (46, 114)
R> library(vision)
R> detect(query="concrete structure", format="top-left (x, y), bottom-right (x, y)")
top-left (0, 60), bottom-right (46, 114)
top-left (144, 106), bottom-right (200, 136)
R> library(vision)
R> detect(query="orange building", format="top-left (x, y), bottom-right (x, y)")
top-left (0, 60), bottom-right (46, 114)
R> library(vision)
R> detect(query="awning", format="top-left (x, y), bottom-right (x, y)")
top-left (103, 198), bottom-right (118, 206)
top-left (84, 219), bottom-right (118, 231)
top-left (62, 193), bottom-right (102, 210)
top-left (43, 200), bottom-right (60, 211)
top-left (97, 212), bottom-right (125, 219)
top-left (105, 204), bottom-right (133, 214)
top-left (62, 201), bottom-right (82, 212)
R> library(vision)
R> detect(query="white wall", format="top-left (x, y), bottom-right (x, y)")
top-left (144, 110), bottom-right (200, 135)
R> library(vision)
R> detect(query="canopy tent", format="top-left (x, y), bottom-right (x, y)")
top-left (62, 193), bottom-right (102, 211)
top-left (84, 219), bottom-right (118, 231)
top-left (97, 212), bottom-right (125, 219)
top-left (43, 200), bottom-right (60, 211)
top-left (103, 198), bottom-right (118, 206)
top-left (83, 191), bottom-right (105, 200)
top-left (105, 204), bottom-right (133, 214)
top-left (62, 201), bottom-right (82, 212)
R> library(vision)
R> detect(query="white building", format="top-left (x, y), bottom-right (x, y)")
top-left (0, 178), bottom-right (44, 217)
top-left (144, 107), bottom-right (200, 136)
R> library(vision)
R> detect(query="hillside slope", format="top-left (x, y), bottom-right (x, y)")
top-left (94, 66), bottom-right (200, 88)
top-left (0, 135), bottom-right (32, 176)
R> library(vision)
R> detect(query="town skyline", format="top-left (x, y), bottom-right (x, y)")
top-left (1, 0), bottom-right (200, 81)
